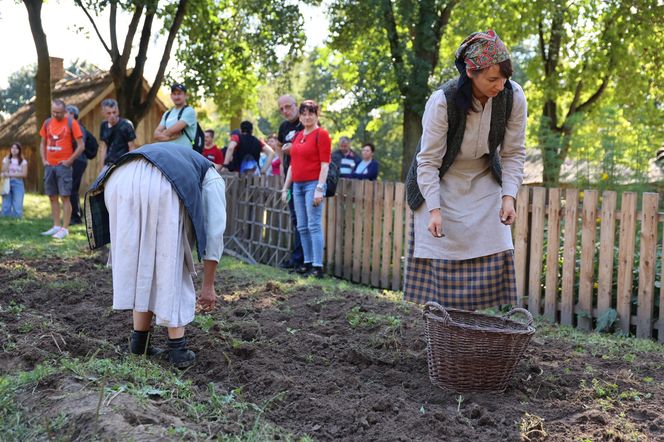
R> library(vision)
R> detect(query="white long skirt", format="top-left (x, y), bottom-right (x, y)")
top-left (104, 159), bottom-right (196, 328)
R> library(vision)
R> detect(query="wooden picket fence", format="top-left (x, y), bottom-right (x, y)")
top-left (223, 175), bottom-right (664, 340)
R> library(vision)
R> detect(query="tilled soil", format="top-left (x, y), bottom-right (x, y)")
top-left (1, 256), bottom-right (663, 441)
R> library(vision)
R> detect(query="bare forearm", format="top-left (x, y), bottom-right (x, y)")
top-left (202, 260), bottom-right (217, 289)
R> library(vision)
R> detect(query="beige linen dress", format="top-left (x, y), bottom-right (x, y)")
top-left (404, 80), bottom-right (526, 309)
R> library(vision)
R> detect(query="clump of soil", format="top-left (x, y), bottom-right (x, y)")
top-left (1, 257), bottom-right (663, 441)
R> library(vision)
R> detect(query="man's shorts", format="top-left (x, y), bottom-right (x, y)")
top-left (44, 164), bottom-right (73, 196)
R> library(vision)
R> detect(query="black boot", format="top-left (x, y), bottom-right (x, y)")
top-left (296, 263), bottom-right (312, 275)
top-left (308, 266), bottom-right (324, 279)
top-left (129, 330), bottom-right (165, 356)
top-left (168, 337), bottom-right (196, 368)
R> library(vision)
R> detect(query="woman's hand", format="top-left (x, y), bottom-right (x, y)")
top-left (500, 196), bottom-right (516, 225)
top-left (313, 190), bottom-right (324, 207)
top-left (428, 208), bottom-right (444, 238)
top-left (197, 285), bottom-right (216, 312)
top-left (281, 189), bottom-right (289, 204)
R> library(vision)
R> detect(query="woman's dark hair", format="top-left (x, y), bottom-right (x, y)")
top-left (299, 100), bottom-right (319, 115)
top-left (455, 58), bottom-right (513, 114)
top-left (8, 142), bottom-right (23, 165)
top-left (362, 142), bottom-right (375, 153)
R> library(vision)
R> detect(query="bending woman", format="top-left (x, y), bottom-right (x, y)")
top-left (404, 30), bottom-right (526, 310)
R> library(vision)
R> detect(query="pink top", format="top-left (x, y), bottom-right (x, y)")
top-left (4, 157), bottom-right (26, 179)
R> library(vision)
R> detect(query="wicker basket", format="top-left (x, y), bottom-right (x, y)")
top-left (423, 302), bottom-right (535, 393)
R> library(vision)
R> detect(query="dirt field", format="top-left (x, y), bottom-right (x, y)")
top-left (1, 254), bottom-right (663, 441)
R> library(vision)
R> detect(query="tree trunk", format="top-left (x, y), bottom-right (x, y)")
top-left (401, 101), bottom-right (423, 180)
top-left (24, 0), bottom-right (50, 191)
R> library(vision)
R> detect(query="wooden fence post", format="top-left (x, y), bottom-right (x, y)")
top-left (528, 187), bottom-right (546, 316)
top-left (392, 183), bottom-right (406, 290)
top-left (514, 187), bottom-right (530, 308)
top-left (636, 193), bottom-right (659, 338)
top-left (361, 182), bottom-right (374, 285)
top-left (561, 189), bottom-right (579, 326)
top-left (578, 190), bottom-right (598, 331)
top-left (616, 192), bottom-right (638, 334)
top-left (544, 188), bottom-right (561, 321)
top-left (381, 182), bottom-right (395, 288)
top-left (597, 191), bottom-right (617, 316)
top-left (352, 181), bottom-right (365, 283)
top-left (371, 182), bottom-right (384, 288)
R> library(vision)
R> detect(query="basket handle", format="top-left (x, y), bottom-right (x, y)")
top-left (502, 308), bottom-right (534, 326)
top-left (423, 302), bottom-right (451, 324)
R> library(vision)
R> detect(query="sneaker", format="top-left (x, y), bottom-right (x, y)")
top-left (52, 228), bottom-right (69, 239)
top-left (296, 263), bottom-right (312, 275)
top-left (41, 226), bottom-right (61, 236)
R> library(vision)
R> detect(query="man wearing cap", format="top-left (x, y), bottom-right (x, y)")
top-left (154, 83), bottom-right (197, 147)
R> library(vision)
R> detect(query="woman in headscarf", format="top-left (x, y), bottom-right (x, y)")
top-left (404, 30), bottom-right (526, 310)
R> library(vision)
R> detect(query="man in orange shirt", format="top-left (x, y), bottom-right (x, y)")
top-left (39, 99), bottom-right (85, 239)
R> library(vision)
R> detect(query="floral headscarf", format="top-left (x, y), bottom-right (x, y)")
top-left (453, 30), bottom-right (511, 113)
top-left (455, 29), bottom-right (510, 71)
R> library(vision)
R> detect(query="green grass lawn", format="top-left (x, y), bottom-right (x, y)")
top-left (0, 193), bottom-right (91, 259)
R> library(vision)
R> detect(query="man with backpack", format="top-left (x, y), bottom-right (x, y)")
top-left (39, 99), bottom-right (85, 239)
top-left (154, 83), bottom-right (204, 152)
top-left (65, 105), bottom-right (99, 225)
top-left (98, 98), bottom-right (136, 179)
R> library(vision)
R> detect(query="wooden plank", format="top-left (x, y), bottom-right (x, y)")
top-left (514, 187), bottom-right (530, 308)
top-left (528, 187), bottom-right (546, 316)
top-left (560, 189), bottom-right (579, 326)
top-left (577, 190), bottom-right (598, 331)
top-left (660, 220), bottom-right (664, 342)
top-left (403, 203), bottom-right (413, 290)
top-left (636, 193), bottom-right (659, 338)
top-left (334, 180), bottom-right (346, 277)
top-left (371, 182), bottom-right (384, 287)
top-left (380, 182), bottom-right (395, 289)
top-left (361, 182), bottom-right (374, 285)
top-left (616, 192), bottom-right (638, 334)
top-left (597, 191), bottom-right (617, 315)
top-left (352, 181), bottom-right (365, 282)
top-left (343, 180), bottom-right (355, 280)
top-left (544, 188), bottom-right (561, 321)
top-left (391, 183), bottom-right (406, 290)
top-left (326, 194), bottom-right (336, 273)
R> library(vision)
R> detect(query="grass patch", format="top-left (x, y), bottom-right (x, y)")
top-left (0, 193), bottom-right (92, 259)
top-left (346, 306), bottom-right (401, 331)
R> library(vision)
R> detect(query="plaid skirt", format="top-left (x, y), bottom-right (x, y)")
top-left (404, 216), bottom-right (517, 310)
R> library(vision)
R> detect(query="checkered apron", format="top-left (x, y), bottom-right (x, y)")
top-left (404, 215), bottom-right (516, 310)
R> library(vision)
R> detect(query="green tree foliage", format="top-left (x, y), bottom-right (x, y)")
top-left (499, 0), bottom-right (664, 185)
top-left (175, 0), bottom-right (310, 127)
top-left (0, 64), bottom-right (36, 115)
top-left (74, 0), bottom-right (187, 125)
top-left (326, 0), bottom-right (459, 179)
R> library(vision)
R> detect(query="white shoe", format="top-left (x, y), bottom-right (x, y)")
top-left (41, 226), bottom-right (61, 236)
top-left (52, 228), bottom-right (69, 239)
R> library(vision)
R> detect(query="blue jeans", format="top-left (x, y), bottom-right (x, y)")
top-left (292, 180), bottom-right (325, 267)
top-left (287, 191), bottom-right (304, 265)
top-left (2, 179), bottom-right (25, 217)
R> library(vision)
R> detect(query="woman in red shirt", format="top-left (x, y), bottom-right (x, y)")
top-left (281, 100), bottom-right (331, 278)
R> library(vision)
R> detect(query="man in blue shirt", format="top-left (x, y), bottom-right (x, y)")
top-left (154, 83), bottom-right (197, 146)
top-left (331, 136), bottom-right (360, 178)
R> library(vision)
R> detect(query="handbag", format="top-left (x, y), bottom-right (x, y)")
top-left (1, 176), bottom-right (9, 195)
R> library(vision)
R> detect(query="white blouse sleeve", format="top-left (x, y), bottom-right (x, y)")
top-left (202, 168), bottom-right (227, 262)
top-left (500, 81), bottom-right (527, 199)
top-left (417, 89), bottom-right (448, 212)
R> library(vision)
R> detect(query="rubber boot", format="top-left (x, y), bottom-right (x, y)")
top-left (129, 330), bottom-right (165, 357)
top-left (168, 337), bottom-right (196, 369)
